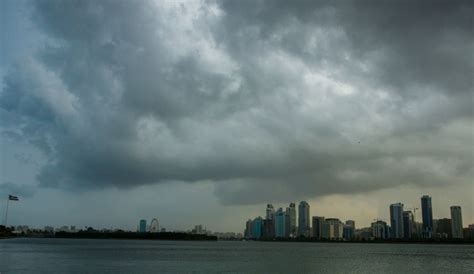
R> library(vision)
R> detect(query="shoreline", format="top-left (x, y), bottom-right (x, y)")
top-left (2, 236), bottom-right (473, 244)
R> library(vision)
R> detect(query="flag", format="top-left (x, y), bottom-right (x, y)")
top-left (9, 195), bottom-right (19, 201)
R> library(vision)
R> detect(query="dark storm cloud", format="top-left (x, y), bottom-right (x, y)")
top-left (0, 0), bottom-right (472, 204)
top-left (0, 182), bottom-right (36, 198)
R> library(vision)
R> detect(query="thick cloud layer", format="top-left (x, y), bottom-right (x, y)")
top-left (1, 0), bottom-right (472, 205)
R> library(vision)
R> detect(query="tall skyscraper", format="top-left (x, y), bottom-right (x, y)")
top-left (298, 201), bottom-right (310, 237)
top-left (266, 204), bottom-right (275, 220)
top-left (402, 211), bottom-right (414, 239)
top-left (421, 195), bottom-right (433, 238)
top-left (275, 208), bottom-right (286, 238)
top-left (312, 216), bottom-right (325, 240)
top-left (139, 219), bottom-right (147, 233)
top-left (262, 219), bottom-right (275, 239)
top-left (390, 203), bottom-right (404, 239)
top-left (288, 203), bottom-right (297, 236)
top-left (251, 217), bottom-right (263, 239)
top-left (450, 206), bottom-right (463, 239)
top-left (245, 219), bottom-right (252, 238)
top-left (284, 208), bottom-right (291, 237)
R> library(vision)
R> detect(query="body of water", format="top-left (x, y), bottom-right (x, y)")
top-left (1, 238), bottom-right (473, 273)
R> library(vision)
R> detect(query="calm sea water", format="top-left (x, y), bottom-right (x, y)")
top-left (1, 238), bottom-right (473, 273)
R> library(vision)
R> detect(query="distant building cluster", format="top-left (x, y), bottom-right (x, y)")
top-left (137, 218), bottom-right (165, 233)
top-left (244, 195), bottom-right (472, 241)
top-left (245, 201), bottom-right (355, 241)
top-left (384, 196), bottom-right (466, 240)
top-left (136, 220), bottom-right (243, 240)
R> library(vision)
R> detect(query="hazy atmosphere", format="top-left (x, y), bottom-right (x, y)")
top-left (1, 0), bottom-right (473, 232)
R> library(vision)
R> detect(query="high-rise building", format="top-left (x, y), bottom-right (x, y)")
top-left (275, 208), bottom-right (286, 238)
top-left (371, 220), bottom-right (389, 239)
top-left (298, 201), bottom-right (310, 237)
top-left (464, 224), bottom-right (474, 239)
top-left (345, 220), bottom-right (355, 228)
top-left (288, 203), bottom-right (297, 236)
top-left (251, 217), bottom-right (263, 239)
top-left (390, 203), bottom-right (404, 239)
top-left (262, 219), bottom-right (275, 239)
top-left (343, 220), bottom-right (355, 240)
top-left (284, 208), bottom-right (291, 237)
top-left (245, 219), bottom-right (252, 238)
top-left (322, 218), bottom-right (343, 240)
top-left (421, 195), bottom-right (433, 238)
top-left (402, 211), bottom-right (414, 239)
top-left (139, 219), bottom-right (147, 233)
top-left (436, 218), bottom-right (452, 238)
top-left (450, 206), bottom-right (463, 239)
top-left (312, 216), bottom-right (325, 240)
top-left (266, 204), bottom-right (275, 220)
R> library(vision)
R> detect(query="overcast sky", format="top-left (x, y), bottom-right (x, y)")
top-left (1, 0), bottom-right (473, 233)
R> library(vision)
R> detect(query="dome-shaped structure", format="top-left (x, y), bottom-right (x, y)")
top-left (150, 218), bottom-right (159, 233)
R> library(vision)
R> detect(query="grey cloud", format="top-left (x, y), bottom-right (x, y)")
top-left (0, 0), bottom-right (472, 204)
top-left (218, 0), bottom-right (473, 95)
top-left (0, 182), bottom-right (36, 198)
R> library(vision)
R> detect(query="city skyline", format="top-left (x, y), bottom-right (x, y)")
top-left (1, 0), bottom-right (473, 234)
top-left (244, 195), bottom-right (470, 240)
top-left (4, 193), bottom-right (470, 240)
top-left (2, 188), bottom-right (473, 233)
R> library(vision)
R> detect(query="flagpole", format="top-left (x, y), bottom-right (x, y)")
top-left (4, 198), bottom-right (9, 228)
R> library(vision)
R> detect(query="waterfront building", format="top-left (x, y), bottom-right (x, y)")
top-left (193, 225), bottom-right (204, 234)
top-left (371, 220), bottom-right (389, 239)
top-left (262, 219), bottom-right (275, 239)
top-left (450, 206), bottom-right (463, 239)
top-left (287, 203), bottom-right (297, 236)
top-left (266, 204), bottom-right (275, 220)
top-left (421, 195), bottom-right (433, 238)
top-left (245, 219), bottom-right (252, 238)
top-left (312, 216), bottom-right (325, 240)
top-left (275, 208), bottom-right (286, 237)
top-left (436, 218), bottom-right (452, 238)
top-left (357, 227), bottom-right (373, 241)
top-left (345, 220), bottom-right (355, 228)
top-left (464, 224), bottom-right (474, 239)
top-left (44, 226), bottom-right (54, 233)
top-left (284, 208), bottom-right (291, 237)
top-left (390, 203), bottom-right (404, 239)
top-left (433, 219), bottom-right (439, 236)
top-left (343, 220), bottom-right (355, 240)
top-left (139, 219), bottom-right (147, 233)
top-left (298, 201), bottom-right (311, 237)
top-left (322, 218), bottom-right (343, 240)
top-left (251, 217), bottom-right (263, 239)
top-left (402, 211), bottom-right (414, 239)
